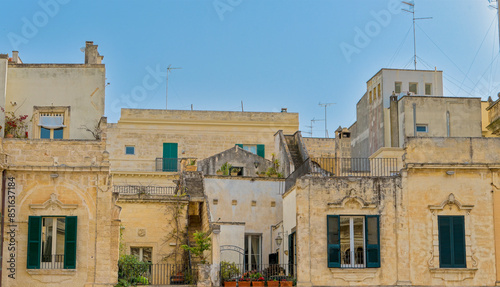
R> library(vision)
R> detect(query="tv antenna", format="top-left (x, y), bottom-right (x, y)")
top-left (318, 103), bottom-right (335, 138)
top-left (402, 1), bottom-right (432, 70)
top-left (487, 0), bottom-right (500, 48)
top-left (166, 64), bottom-right (182, 109)
top-left (304, 117), bottom-right (324, 137)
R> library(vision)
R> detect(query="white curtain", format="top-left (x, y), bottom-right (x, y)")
top-left (39, 115), bottom-right (65, 129)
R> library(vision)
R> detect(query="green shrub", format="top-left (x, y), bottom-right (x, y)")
top-left (116, 254), bottom-right (150, 286)
top-left (221, 261), bottom-right (240, 281)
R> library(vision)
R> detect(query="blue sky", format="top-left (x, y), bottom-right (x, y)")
top-left (1, 0), bottom-right (499, 137)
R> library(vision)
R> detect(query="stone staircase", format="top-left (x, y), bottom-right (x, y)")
top-left (285, 135), bottom-right (303, 168)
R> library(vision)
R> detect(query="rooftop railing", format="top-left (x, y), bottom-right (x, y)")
top-left (114, 185), bottom-right (177, 196)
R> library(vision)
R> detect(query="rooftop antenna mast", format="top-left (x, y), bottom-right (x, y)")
top-left (488, 0), bottom-right (500, 48)
top-left (402, 1), bottom-right (432, 70)
top-left (166, 64), bottom-right (182, 109)
top-left (318, 103), bottom-right (335, 138)
top-left (304, 118), bottom-right (323, 137)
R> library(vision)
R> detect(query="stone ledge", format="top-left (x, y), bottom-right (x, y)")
top-left (329, 268), bottom-right (378, 282)
top-left (429, 267), bottom-right (478, 282)
top-left (26, 269), bottom-right (76, 275)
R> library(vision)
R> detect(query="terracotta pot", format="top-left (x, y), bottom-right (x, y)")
top-left (252, 281), bottom-right (265, 287)
top-left (231, 172), bottom-right (238, 176)
top-left (280, 281), bottom-right (292, 287)
top-left (5, 134), bottom-right (13, 138)
top-left (185, 165), bottom-right (197, 171)
top-left (267, 281), bottom-right (280, 287)
top-left (239, 281), bottom-right (251, 287)
top-left (224, 281), bottom-right (237, 287)
top-left (216, 171), bottom-right (223, 175)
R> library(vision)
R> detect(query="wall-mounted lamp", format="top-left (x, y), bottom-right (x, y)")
top-left (446, 171), bottom-right (455, 175)
top-left (50, 174), bottom-right (59, 178)
top-left (275, 234), bottom-right (283, 246)
top-left (254, 161), bottom-right (260, 168)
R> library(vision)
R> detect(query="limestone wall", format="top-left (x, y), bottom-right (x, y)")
top-left (106, 109), bottom-right (299, 172)
top-left (1, 138), bottom-right (118, 287)
top-left (302, 137), bottom-right (335, 158)
top-left (295, 176), bottom-right (400, 286)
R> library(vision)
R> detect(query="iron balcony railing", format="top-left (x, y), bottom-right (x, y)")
top-left (220, 263), bottom-right (297, 283)
top-left (155, 158), bottom-right (180, 172)
top-left (310, 157), bottom-right (399, 177)
top-left (41, 254), bottom-right (64, 269)
top-left (147, 264), bottom-right (198, 285)
top-left (114, 185), bottom-right (177, 196)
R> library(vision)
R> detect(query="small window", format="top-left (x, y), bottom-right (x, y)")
top-left (327, 215), bottom-right (380, 268)
top-left (425, 83), bottom-right (432, 95)
top-left (377, 84), bottom-right (381, 99)
top-left (438, 216), bottom-right (466, 268)
top-left (131, 247), bottom-right (152, 263)
top-left (236, 144), bottom-right (265, 158)
top-left (409, 82), bottom-right (418, 94)
top-left (38, 112), bottom-right (66, 139)
top-left (369, 91), bottom-right (372, 103)
top-left (125, 146), bottom-right (135, 155)
top-left (27, 216), bottom-right (77, 269)
top-left (395, 82), bottom-right (402, 94)
top-left (416, 125), bottom-right (428, 133)
top-left (373, 88), bottom-right (377, 100)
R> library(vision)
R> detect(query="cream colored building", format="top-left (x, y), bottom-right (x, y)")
top-left (0, 41), bottom-right (105, 140)
top-left (0, 43), bottom-right (119, 287)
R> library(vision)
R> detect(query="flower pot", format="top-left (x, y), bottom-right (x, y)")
top-left (239, 281), bottom-right (251, 287)
top-left (267, 281), bottom-right (280, 287)
top-left (270, 174), bottom-right (278, 178)
top-left (5, 134), bottom-right (13, 138)
top-left (224, 281), bottom-right (237, 287)
top-left (185, 165), bottom-right (197, 171)
top-left (252, 281), bottom-right (265, 287)
top-left (280, 281), bottom-right (292, 287)
top-left (231, 172), bottom-right (238, 176)
top-left (217, 171), bottom-right (223, 175)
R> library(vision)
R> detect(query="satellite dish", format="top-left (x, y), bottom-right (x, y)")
top-left (80, 47), bottom-right (85, 53)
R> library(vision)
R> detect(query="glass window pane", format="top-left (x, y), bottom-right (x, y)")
top-left (425, 83), bottom-right (432, 95)
top-left (353, 217), bottom-right (364, 265)
top-left (42, 218), bottom-right (53, 262)
top-left (55, 218), bottom-right (65, 259)
top-left (131, 247), bottom-right (140, 259)
top-left (366, 217), bottom-right (378, 245)
top-left (41, 127), bottom-right (50, 139)
top-left (340, 217), bottom-right (350, 265)
top-left (409, 83), bottom-right (418, 94)
top-left (125, 146), bottom-right (135, 155)
top-left (143, 247), bottom-right (152, 263)
top-left (395, 82), bottom-right (402, 94)
top-left (328, 216), bottom-right (339, 245)
top-left (243, 145), bottom-right (257, 154)
top-left (53, 128), bottom-right (63, 139)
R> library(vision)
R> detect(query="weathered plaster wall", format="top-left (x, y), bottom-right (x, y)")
top-left (197, 146), bottom-right (273, 176)
top-left (204, 177), bottom-right (284, 265)
top-left (282, 188), bottom-right (296, 266)
top-left (6, 64), bottom-right (105, 139)
top-left (399, 97), bottom-right (482, 143)
top-left (302, 137), bottom-right (335, 158)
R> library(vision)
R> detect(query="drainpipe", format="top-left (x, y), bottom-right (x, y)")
top-left (0, 170), bottom-right (6, 287)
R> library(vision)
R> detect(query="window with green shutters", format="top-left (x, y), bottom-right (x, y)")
top-left (438, 215), bottom-right (466, 268)
top-left (27, 216), bottom-right (77, 269)
top-left (327, 215), bottom-right (380, 268)
top-left (236, 144), bottom-right (265, 158)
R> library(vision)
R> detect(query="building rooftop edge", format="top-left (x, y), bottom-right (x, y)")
top-left (366, 68), bottom-right (443, 84)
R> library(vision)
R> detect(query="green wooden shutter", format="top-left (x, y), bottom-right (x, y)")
top-left (257, 144), bottom-right (265, 158)
top-left (64, 216), bottom-right (78, 269)
top-left (452, 216), bottom-right (466, 267)
top-left (162, 143), bottom-right (178, 172)
top-left (327, 215), bottom-right (340, 267)
top-left (235, 144), bottom-right (243, 149)
top-left (365, 215), bottom-right (380, 268)
top-left (438, 216), bottom-right (452, 267)
top-left (27, 216), bottom-right (42, 269)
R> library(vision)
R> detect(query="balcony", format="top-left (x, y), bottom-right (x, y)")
top-left (114, 185), bottom-right (177, 196)
top-left (155, 158), bottom-right (198, 172)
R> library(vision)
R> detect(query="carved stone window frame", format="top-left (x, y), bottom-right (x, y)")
top-left (32, 106), bottom-right (70, 139)
top-left (427, 193), bottom-right (478, 276)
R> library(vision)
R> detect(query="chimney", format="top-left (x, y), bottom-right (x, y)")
top-left (84, 41), bottom-right (103, 64)
top-left (281, 108), bottom-right (287, 113)
top-left (11, 51), bottom-right (21, 63)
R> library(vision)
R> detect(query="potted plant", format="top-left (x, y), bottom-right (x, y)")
top-left (280, 277), bottom-right (293, 287)
top-left (216, 169), bottom-right (223, 175)
top-left (219, 162), bottom-right (232, 176)
top-left (251, 273), bottom-right (265, 287)
top-left (221, 261), bottom-right (240, 287)
top-left (185, 159), bottom-right (197, 171)
top-left (3, 108), bottom-right (29, 138)
top-left (238, 277), bottom-right (251, 287)
top-left (267, 278), bottom-right (279, 287)
top-left (231, 167), bottom-right (241, 176)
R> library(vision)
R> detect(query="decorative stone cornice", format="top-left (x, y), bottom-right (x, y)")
top-left (428, 193), bottom-right (474, 211)
top-left (30, 193), bottom-right (78, 210)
